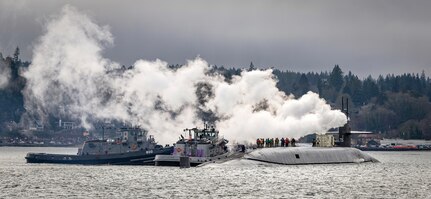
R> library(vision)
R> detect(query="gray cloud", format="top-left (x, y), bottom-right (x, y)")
top-left (1, 0), bottom-right (431, 78)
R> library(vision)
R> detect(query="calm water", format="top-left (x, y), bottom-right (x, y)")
top-left (0, 147), bottom-right (430, 198)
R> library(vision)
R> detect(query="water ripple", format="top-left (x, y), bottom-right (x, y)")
top-left (0, 147), bottom-right (430, 198)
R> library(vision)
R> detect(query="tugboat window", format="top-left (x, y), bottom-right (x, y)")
top-left (295, 154), bottom-right (300, 159)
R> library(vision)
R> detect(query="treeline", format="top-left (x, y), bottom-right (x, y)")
top-left (0, 48), bottom-right (430, 139)
top-left (0, 48), bottom-right (28, 136)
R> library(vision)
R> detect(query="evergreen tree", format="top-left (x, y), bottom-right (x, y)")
top-left (297, 74), bottom-right (310, 96)
top-left (13, 47), bottom-right (20, 63)
top-left (420, 70), bottom-right (426, 90)
top-left (248, 62), bottom-right (255, 71)
top-left (317, 78), bottom-right (323, 96)
top-left (329, 65), bottom-right (343, 91)
top-left (362, 75), bottom-right (379, 102)
top-left (343, 72), bottom-right (363, 105)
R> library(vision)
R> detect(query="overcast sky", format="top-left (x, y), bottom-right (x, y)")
top-left (1, 0), bottom-right (430, 78)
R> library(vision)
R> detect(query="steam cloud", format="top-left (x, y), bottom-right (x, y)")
top-left (23, 6), bottom-right (347, 144)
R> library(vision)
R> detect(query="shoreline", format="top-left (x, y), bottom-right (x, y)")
top-left (0, 143), bottom-right (80, 148)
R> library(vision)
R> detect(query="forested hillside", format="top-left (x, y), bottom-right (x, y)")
top-left (0, 48), bottom-right (28, 136)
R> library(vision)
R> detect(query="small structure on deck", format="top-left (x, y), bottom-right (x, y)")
top-left (315, 134), bottom-right (335, 147)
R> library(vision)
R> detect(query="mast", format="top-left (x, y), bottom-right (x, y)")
top-left (339, 97), bottom-right (352, 147)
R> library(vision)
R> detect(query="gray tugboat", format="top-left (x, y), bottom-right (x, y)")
top-left (154, 124), bottom-right (230, 167)
top-left (25, 127), bottom-right (173, 165)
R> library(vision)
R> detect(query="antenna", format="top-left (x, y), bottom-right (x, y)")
top-left (346, 98), bottom-right (349, 118)
top-left (341, 96), bottom-right (344, 112)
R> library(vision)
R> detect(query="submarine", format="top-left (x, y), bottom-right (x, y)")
top-left (243, 147), bottom-right (378, 165)
top-left (198, 97), bottom-right (378, 167)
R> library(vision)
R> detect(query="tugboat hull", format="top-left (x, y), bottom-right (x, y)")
top-left (26, 147), bottom-right (173, 165)
top-left (154, 152), bottom-right (231, 167)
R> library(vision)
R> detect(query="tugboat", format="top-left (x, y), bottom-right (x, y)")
top-left (154, 124), bottom-right (229, 167)
top-left (25, 127), bottom-right (173, 165)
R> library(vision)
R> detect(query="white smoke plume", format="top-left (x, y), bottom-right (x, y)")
top-left (23, 6), bottom-right (347, 144)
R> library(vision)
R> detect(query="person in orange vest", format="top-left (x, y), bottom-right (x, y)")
top-left (285, 137), bottom-right (290, 147)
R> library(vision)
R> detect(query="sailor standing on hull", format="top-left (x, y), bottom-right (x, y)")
top-left (291, 138), bottom-right (296, 147)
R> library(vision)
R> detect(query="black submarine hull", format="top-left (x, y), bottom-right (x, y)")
top-left (25, 147), bottom-right (173, 165)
